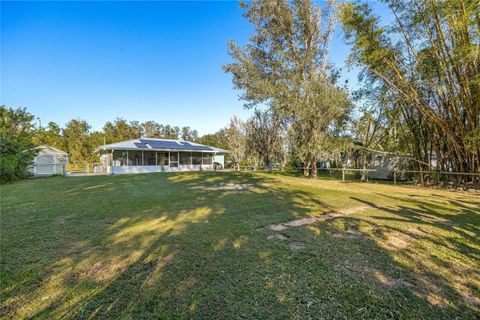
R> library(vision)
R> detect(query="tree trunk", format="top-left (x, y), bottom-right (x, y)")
top-left (361, 153), bottom-right (367, 181)
top-left (312, 159), bottom-right (318, 178)
top-left (304, 163), bottom-right (309, 176)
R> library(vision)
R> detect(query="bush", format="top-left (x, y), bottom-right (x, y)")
top-left (0, 106), bottom-right (37, 183)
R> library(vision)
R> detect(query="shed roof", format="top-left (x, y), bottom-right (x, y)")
top-left (95, 138), bottom-right (228, 153)
top-left (33, 145), bottom-right (68, 155)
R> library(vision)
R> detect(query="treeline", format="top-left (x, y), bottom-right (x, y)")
top-left (0, 105), bottom-right (229, 182)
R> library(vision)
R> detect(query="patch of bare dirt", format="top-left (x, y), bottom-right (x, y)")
top-left (266, 206), bottom-right (368, 232)
top-left (332, 229), bottom-right (363, 239)
top-left (262, 206), bottom-right (369, 253)
top-left (267, 234), bottom-right (288, 241)
top-left (461, 291), bottom-right (480, 306)
top-left (384, 232), bottom-right (416, 250)
top-left (210, 183), bottom-right (255, 190)
top-left (290, 241), bottom-right (306, 251)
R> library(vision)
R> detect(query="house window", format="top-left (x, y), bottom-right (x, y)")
top-left (179, 152), bottom-right (192, 165)
top-left (192, 152), bottom-right (202, 165)
top-left (170, 152), bottom-right (179, 167)
top-left (203, 153), bottom-right (213, 165)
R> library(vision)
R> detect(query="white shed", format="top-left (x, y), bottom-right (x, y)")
top-left (29, 145), bottom-right (68, 176)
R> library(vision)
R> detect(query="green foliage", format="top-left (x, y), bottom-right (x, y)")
top-left (33, 121), bottom-right (64, 148)
top-left (225, 116), bottom-right (246, 169)
top-left (103, 118), bottom-right (200, 143)
top-left (224, 0), bottom-right (352, 175)
top-left (196, 129), bottom-right (229, 151)
top-left (341, 0), bottom-right (480, 181)
top-left (62, 119), bottom-right (92, 162)
top-left (0, 106), bottom-right (37, 183)
top-left (245, 108), bottom-right (287, 168)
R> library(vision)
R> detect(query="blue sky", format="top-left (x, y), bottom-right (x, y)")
top-left (1, 1), bottom-right (390, 135)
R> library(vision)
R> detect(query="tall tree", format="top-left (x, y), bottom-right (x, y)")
top-left (224, 0), bottom-right (350, 176)
top-left (33, 121), bottom-right (64, 149)
top-left (142, 121), bottom-right (162, 138)
top-left (63, 119), bottom-right (91, 161)
top-left (245, 108), bottom-right (286, 169)
top-left (199, 130), bottom-right (228, 149)
top-left (180, 126), bottom-right (199, 141)
top-left (225, 116), bottom-right (246, 170)
top-left (161, 125), bottom-right (180, 139)
top-left (0, 106), bottom-right (37, 182)
top-left (103, 118), bottom-right (142, 143)
top-left (341, 0), bottom-right (480, 183)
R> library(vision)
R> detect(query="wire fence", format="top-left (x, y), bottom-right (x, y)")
top-left (226, 165), bottom-right (480, 189)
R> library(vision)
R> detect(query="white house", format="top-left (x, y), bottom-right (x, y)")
top-left (95, 138), bottom-right (227, 174)
top-left (29, 145), bottom-right (68, 177)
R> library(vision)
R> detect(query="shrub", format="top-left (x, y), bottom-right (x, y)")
top-left (0, 106), bottom-right (37, 183)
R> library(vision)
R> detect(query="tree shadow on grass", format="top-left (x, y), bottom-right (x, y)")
top-left (2, 172), bottom-right (479, 318)
top-left (346, 196), bottom-right (479, 315)
top-left (4, 172), bottom-right (328, 318)
top-left (355, 194), bottom-right (480, 258)
top-left (291, 214), bottom-right (478, 318)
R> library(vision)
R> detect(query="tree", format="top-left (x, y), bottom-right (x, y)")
top-left (197, 129), bottom-right (228, 150)
top-left (245, 108), bottom-right (286, 170)
top-left (341, 0), bottom-right (480, 184)
top-left (63, 119), bottom-right (91, 161)
top-left (352, 107), bottom-right (386, 180)
top-left (180, 126), bottom-right (199, 141)
top-left (103, 118), bottom-right (142, 143)
top-left (161, 125), bottom-right (180, 139)
top-left (88, 131), bottom-right (106, 162)
top-left (0, 106), bottom-right (37, 183)
top-left (225, 116), bottom-right (246, 170)
top-left (33, 121), bottom-right (64, 149)
top-left (224, 0), bottom-right (351, 176)
top-left (142, 121), bottom-right (162, 138)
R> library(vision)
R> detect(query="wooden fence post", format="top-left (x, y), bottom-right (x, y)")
top-left (342, 168), bottom-right (345, 182)
top-left (393, 170), bottom-right (397, 185)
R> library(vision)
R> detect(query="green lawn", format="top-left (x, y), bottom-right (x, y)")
top-left (1, 172), bottom-right (479, 319)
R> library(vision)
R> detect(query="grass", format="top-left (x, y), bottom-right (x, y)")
top-left (1, 172), bottom-right (479, 319)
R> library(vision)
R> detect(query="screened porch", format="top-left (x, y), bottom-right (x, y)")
top-left (110, 150), bottom-right (213, 167)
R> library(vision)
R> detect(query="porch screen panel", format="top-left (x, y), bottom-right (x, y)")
top-left (128, 151), bottom-right (143, 166)
top-left (192, 152), bottom-right (202, 165)
top-left (179, 152), bottom-right (192, 165)
top-left (156, 152), bottom-right (168, 165)
top-left (113, 151), bottom-right (128, 166)
top-left (170, 152), bottom-right (179, 167)
top-left (202, 153), bottom-right (213, 165)
top-left (144, 151), bottom-right (156, 165)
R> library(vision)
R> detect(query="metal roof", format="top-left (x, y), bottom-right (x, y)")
top-left (31, 145), bottom-right (68, 155)
top-left (95, 138), bottom-right (228, 153)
